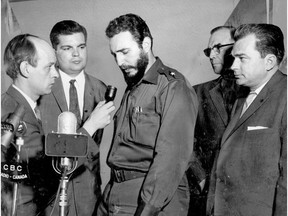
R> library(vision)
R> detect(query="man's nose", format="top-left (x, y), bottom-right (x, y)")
top-left (115, 54), bottom-right (124, 66)
top-left (72, 48), bottom-right (80, 57)
top-left (231, 58), bottom-right (239, 71)
top-left (52, 65), bottom-right (59, 78)
top-left (209, 48), bottom-right (217, 59)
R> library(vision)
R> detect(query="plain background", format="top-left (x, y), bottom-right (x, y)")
top-left (1, 0), bottom-right (287, 189)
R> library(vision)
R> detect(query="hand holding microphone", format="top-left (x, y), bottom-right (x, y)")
top-left (105, 85), bottom-right (117, 102)
top-left (83, 85), bottom-right (117, 136)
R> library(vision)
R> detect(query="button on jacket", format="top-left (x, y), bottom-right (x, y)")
top-left (107, 58), bottom-right (198, 214)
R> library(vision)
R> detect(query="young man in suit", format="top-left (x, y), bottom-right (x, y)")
top-left (1, 34), bottom-right (59, 216)
top-left (207, 23), bottom-right (286, 216)
top-left (187, 26), bottom-right (247, 215)
top-left (39, 20), bottom-right (115, 216)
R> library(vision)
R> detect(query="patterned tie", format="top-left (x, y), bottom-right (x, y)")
top-left (240, 91), bottom-right (257, 117)
top-left (69, 79), bottom-right (82, 128)
top-left (34, 106), bottom-right (42, 124)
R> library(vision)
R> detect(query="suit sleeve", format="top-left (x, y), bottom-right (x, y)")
top-left (273, 102), bottom-right (287, 216)
top-left (135, 79), bottom-right (198, 215)
top-left (75, 127), bottom-right (99, 170)
top-left (76, 79), bottom-right (107, 169)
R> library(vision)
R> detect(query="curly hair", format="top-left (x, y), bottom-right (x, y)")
top-left (105, 13), bottom-right (153, 48)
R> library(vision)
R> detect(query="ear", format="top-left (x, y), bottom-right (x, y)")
top-left (265, 54), bottom-right (277, 71)
top-left (19, 61), bottom-right (30, 78)
top-left (142, 37), bottom-right (151, 53)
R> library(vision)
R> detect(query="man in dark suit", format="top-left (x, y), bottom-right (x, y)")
top-left (187, 26), bottom-right (246, 215)
top-left (1, 34), bottom-right (59, 216)
top-left (207, 23), bottom-right (286, 216)
top-left (39, 20), bottom-right (115, 216)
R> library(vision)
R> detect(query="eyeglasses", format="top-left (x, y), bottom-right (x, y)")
top-left (203, 43), bottom-right (234, 57)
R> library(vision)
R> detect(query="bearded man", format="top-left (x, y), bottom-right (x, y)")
top-left (97, 13), bottom-right (198, 216)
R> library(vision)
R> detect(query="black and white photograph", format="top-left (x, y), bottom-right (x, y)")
top-left (1, 0), bottom-right (287, 215)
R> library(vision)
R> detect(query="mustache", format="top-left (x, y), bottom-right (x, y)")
top-left (120, 65), bottom-right (136, 70)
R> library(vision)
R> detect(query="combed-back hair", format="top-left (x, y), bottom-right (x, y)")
top-left (4, 34), bottom-right (39, 80)
top-left (234, 23), bottom-right (285, 65)
top-left (50, 20), bottom-right (87, 49)
top-left (105, 13), bottom-right (153, 48)
top-left (210, 26), bottom-right (236, 39)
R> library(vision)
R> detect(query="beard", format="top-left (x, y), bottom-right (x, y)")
top-left (120, 51), bottom-right (149, 87)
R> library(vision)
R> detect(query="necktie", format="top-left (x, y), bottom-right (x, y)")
top-left (69, 79), bottom-right (81, 128)
top-left (240, 91), bottom-right (257, 117)
top-left (34, 106), bottom-right (42, 124)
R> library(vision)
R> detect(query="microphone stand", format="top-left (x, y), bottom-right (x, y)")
top-left (45, 112), bottom-right (89, 216)
top-left (11, 136), bottom-right (24, 216)
top-left (52, 156), bottom-right (78, 216)
top-left (58, 158), bottom-right (70, 216)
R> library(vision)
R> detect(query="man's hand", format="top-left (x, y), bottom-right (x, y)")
top-left (83, 101), bottom-right (115, 136)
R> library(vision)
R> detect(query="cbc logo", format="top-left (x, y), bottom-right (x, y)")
top-left (2, 164), bottom-right (22, 172)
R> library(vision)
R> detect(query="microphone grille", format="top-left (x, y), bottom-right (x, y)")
top-left (58, 112), bottom-right (77, 134)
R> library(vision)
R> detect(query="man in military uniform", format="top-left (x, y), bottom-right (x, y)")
top-left (97, 13), bottom-right (198, 216)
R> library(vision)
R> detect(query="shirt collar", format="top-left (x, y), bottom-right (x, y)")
top-left (252, 80), bottom-right (269, 95)
top-left (142, 57), bottom-right (162, 85)
top-left (59, 69), bottom-right (85, 85)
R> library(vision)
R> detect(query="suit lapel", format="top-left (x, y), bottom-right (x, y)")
top-left (220, 71), bottom-right (283, 146)
top-left (51, 77), bottom-right (68, 112)
top-left (236, 89), bottom-right (269, 127)
top-left (83, 74), bottom-right (96, 122)
top-left (221, 97), bottom-right (244, 145)
top-left (209, 82), bottom-right (229, 125)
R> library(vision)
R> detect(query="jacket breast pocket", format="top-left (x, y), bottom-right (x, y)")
top-left (243, 128), bottom-right (280, 181)
top-left (130, 111), bottom-right (159, 148)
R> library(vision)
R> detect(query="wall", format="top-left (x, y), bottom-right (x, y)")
top-left (1, 0), bottom-right (286, 189)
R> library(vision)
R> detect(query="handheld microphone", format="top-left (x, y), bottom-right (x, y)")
top-left (105, 85), bottom-right (117, 102)
top-left (1, 104), bottom-right (26, 147)
top-left (45, 112), bottom-right (88, 175)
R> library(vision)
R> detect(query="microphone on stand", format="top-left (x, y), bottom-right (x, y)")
top-left (45, 112), bottom-right (88, 216)
top-left (45, 111), bottom-right (88, 175)
top-left (1, 104), bottom-right (26, 148)
top-left (1, 105), bottom-right (27, 216)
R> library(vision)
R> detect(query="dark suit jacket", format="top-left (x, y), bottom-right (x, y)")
top-left (1, 86), bottom-right (58, 216)
top-left (187, 77), bottom-right (235, 215)
top-left (207, 71), bottom-right (287, 216)
top-left (192, 77), bottom-right (231, 177)
top-left (39, 72), bottom-right (107, 216)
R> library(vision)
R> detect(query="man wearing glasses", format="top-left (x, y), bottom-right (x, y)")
top-left (187, 26), bottom-right (248, 215)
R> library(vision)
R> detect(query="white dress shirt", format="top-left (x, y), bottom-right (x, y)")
top-left (59, 70), bottom-right (85, 117)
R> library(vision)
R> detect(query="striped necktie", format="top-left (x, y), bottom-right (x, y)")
top-left (34, 106), bottom-right (42, 124)
top-left (240, 91), bottom-right (257, 117)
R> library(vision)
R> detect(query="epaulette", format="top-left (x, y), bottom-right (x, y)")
top-left (158, 66), bottom-right (180, 81)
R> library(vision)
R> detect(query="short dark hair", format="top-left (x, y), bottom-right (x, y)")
top-left (210, 26), bottom-right (236, 39)
top-left (105, 13), bottom-right (153, 48)
top-left (50, 20), bottom-right (87, 49)
top-left (4, 34), bottom-right (39, 80)
top-left (234, 23), bottom-right (285, 65)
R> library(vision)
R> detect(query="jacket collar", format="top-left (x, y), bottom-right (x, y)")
top-left (209, 78), bottom-right (229, 125)
top-left (142, 57), bottom-right (163, 85)
top-left (51, 77), bottom-right (68, 112)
